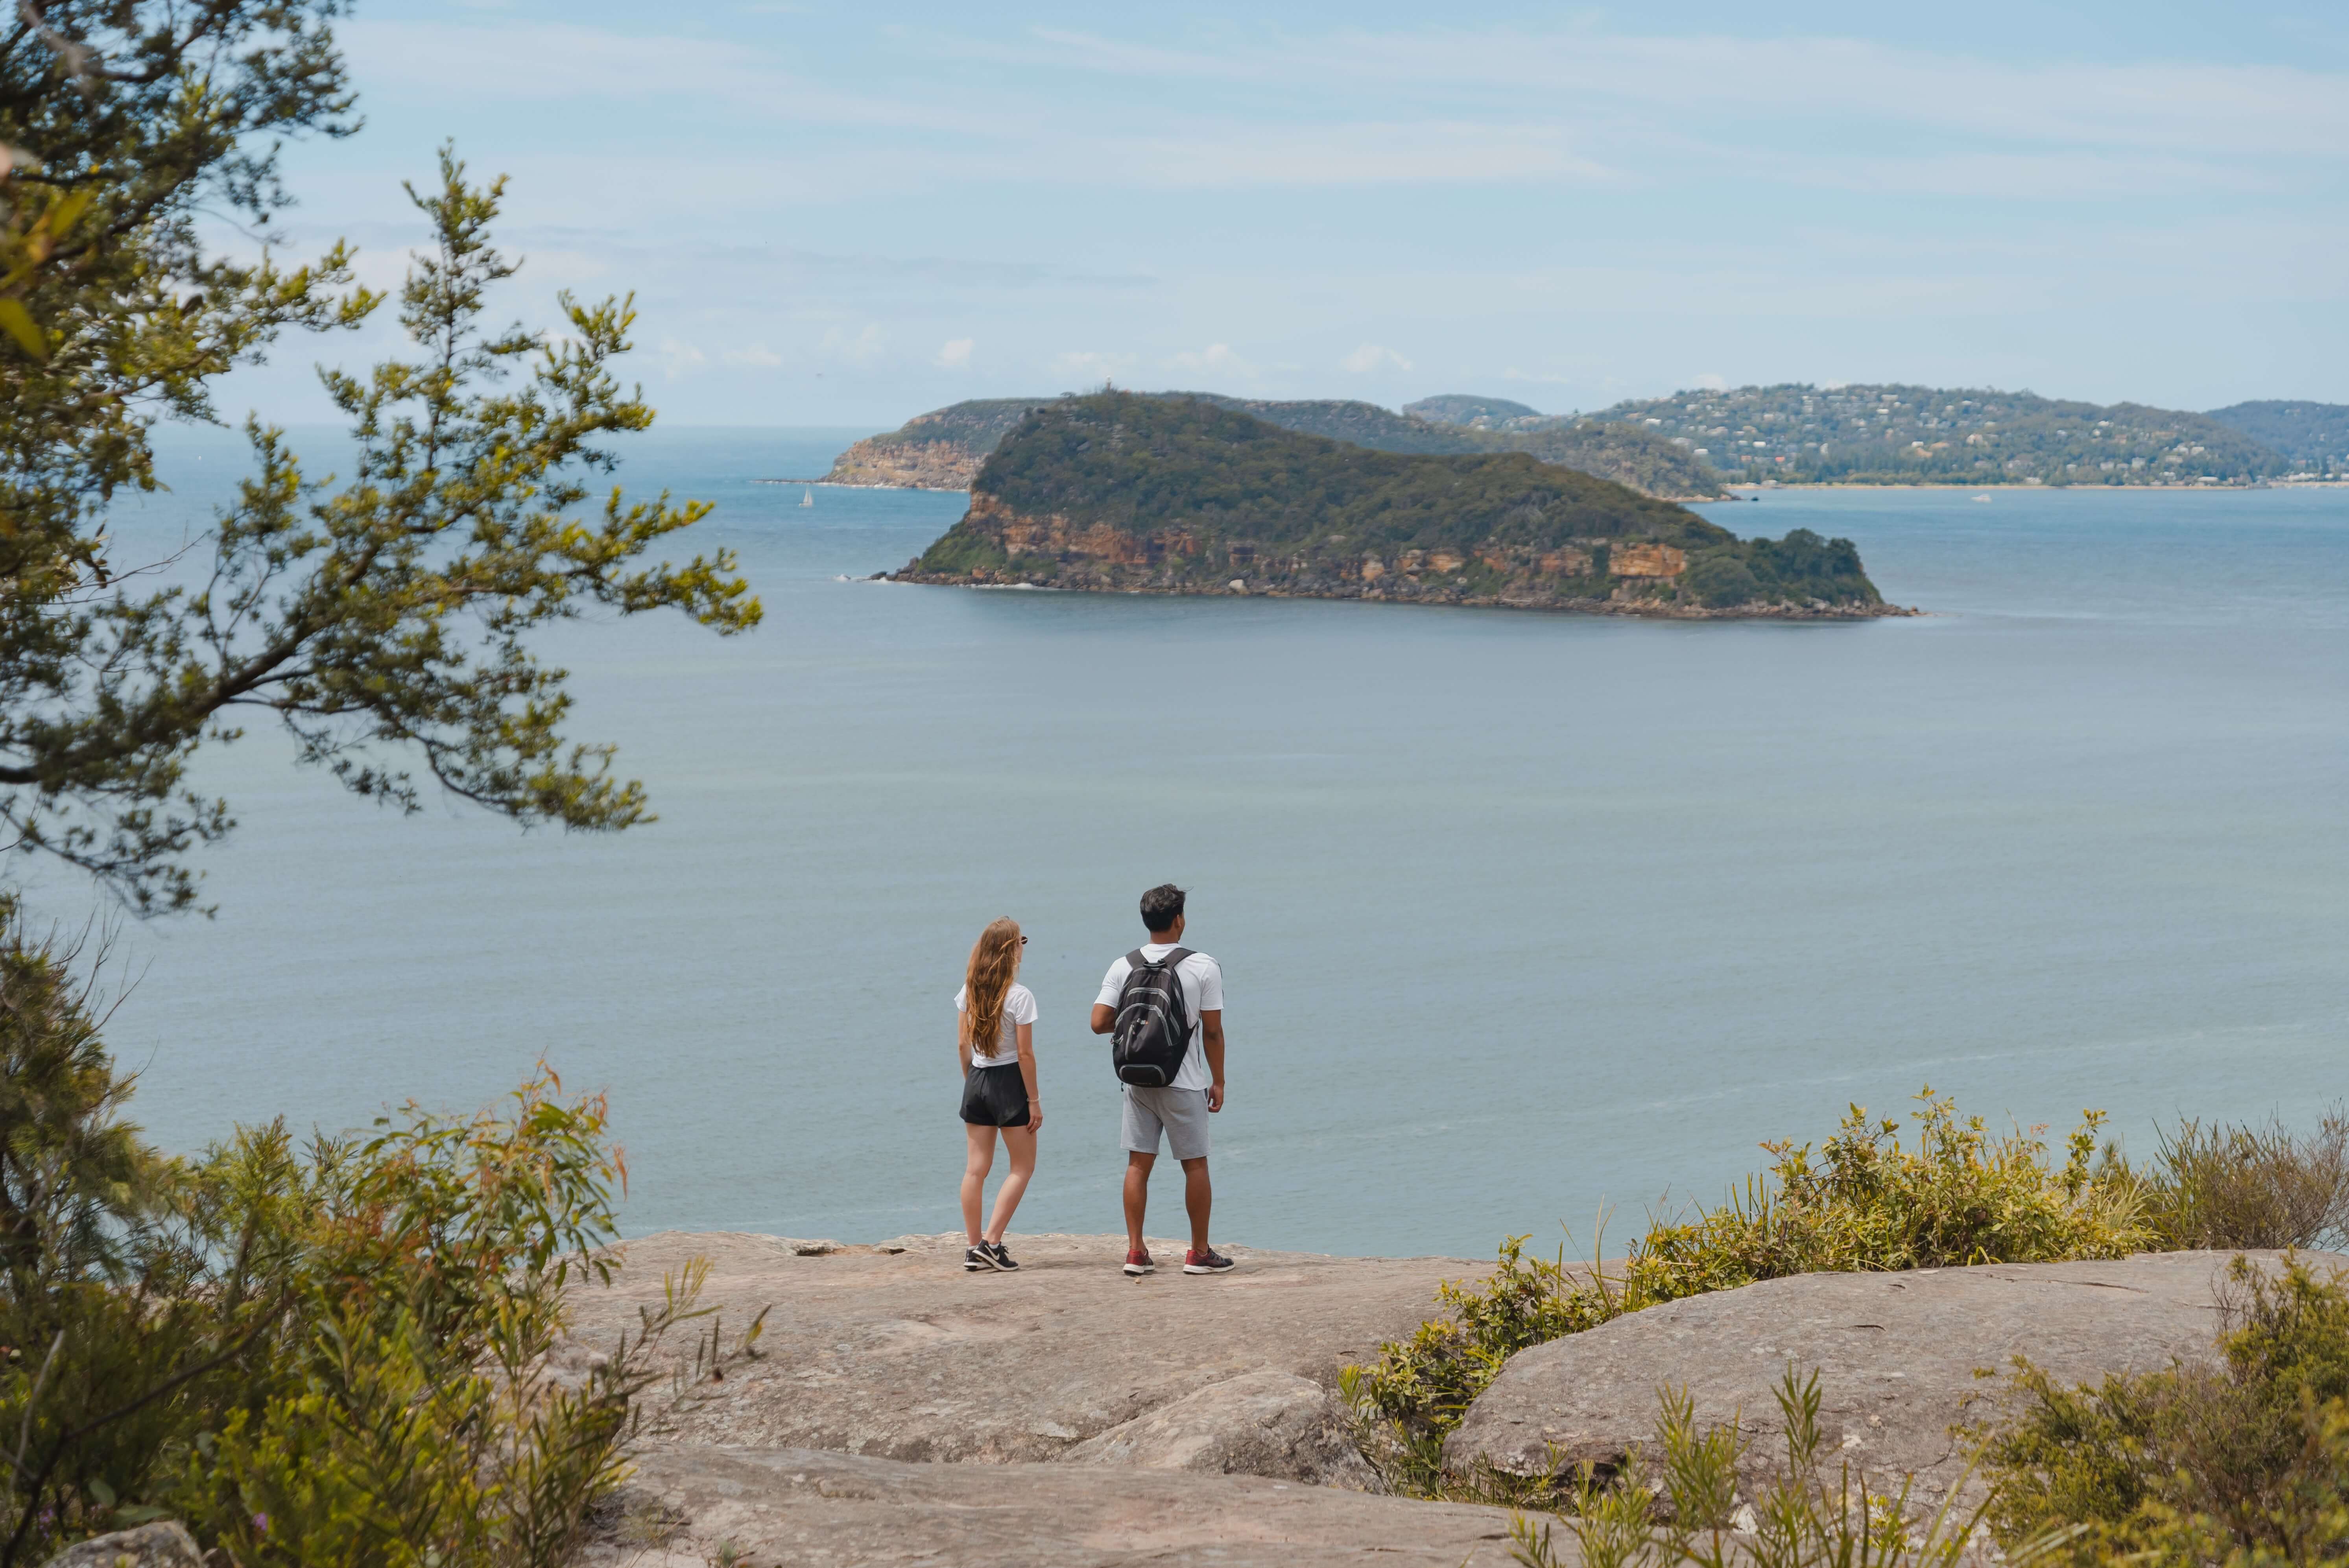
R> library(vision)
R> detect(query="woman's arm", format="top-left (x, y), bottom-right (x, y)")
top-left (1015, 1022), bottom-right (1041, 1130)
top-left (957, 1011), bottom-right (974, 1075)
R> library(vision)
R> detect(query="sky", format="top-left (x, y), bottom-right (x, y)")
top-left (219, 1), bottom-right (2349, 428)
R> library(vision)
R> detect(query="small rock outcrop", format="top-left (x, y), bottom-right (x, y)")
top-left (1063, 1369), bottom-right (1384, 1490)
top-left (1447, 1250), bottom-right (2339, 1506)
top-left (581, 1446), bottom-right (1522, 1568)
top-left (39, 1523), bottom-right (202, 1568)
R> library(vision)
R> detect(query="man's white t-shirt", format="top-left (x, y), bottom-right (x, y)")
top-left (1095, 946), bottom-right (1223, 1092)
top-left (955, 981), bottom-right (1037, 1068)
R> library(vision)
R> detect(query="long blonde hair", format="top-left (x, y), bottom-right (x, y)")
top-left (962, 917), bottom-right (1022, 1056)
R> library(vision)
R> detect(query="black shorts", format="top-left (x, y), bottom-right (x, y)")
top-left (960, 1063), bottom-right (1030, 1127)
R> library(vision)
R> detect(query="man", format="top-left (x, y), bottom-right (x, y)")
top-left (1090, 883), bottom-right (1234, 1275)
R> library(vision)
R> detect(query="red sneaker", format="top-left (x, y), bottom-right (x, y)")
top-left (1184, 1247), bottom-right (1236, 1275)
top-left (1123, 1249), bottom-right (1155, 1276)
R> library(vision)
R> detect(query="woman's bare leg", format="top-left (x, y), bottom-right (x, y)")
top-left (961, 1124), bottom-right (997, 1246)
top-left (985, 1126), bottom-right (1038, 1244)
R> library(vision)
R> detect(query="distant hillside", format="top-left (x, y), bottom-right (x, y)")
top-left (1403, 394), bottom-right (1543, 425)
top-left (2203, 401), bottom-right (2349, 473)
top-left (893, 393), bottom-right (1895, 618)
top-left (1585, 384), bottom-right (2292, 485)
top-left (816, 394), bottom-right (1727, 499)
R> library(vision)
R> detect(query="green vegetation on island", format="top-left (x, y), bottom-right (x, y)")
top-left (832, 386), bottom-right (2349, 501)
top-left (899, 393), bottom-right (1888, 616)
top-left (1403, 394), bottom-right (1544, 425)
top-left (1572, 383), bottom-right (2310, 486)
top-left (818, 393), bottom-right (1728, 500)
top-left (2204, 400), bottom-right (2349, 473)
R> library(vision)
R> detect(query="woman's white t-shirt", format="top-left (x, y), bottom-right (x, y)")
top-left (955, 981), bottom-right (1037, 1068)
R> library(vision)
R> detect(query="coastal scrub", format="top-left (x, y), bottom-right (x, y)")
top-left (1980, 1254), bottom-right (2349, 1563)
top-left (1350, 1091), bottom-right (2152, 1450)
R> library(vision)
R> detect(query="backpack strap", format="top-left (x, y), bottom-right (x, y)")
top-left (1161, 947), bottom-right (1193, 969)
top-left (1126, 948), bottom-right (1148, 970)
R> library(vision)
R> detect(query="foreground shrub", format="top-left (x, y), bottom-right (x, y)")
top-left (1980, 1254), bottom-right (2349, 1565)
top-left (1508, 1369), bottom-right (2068, 1568)
top-left (2140, 1111), bottom-right (2349, 1252)
top-left (0, 908), bottom-right (725, 1566)
top-left (1351, 1090), bottom-right (2149, 1445)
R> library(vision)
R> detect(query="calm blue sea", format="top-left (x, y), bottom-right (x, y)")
top-left (74, 426), bottom-right (2349, 1259)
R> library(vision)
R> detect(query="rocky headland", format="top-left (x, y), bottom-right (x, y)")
top-left (812, 393), bottom-right (1729, 501)
top-left (555, 1231), bottom-right (2326, 1566)
top-left (889, 393), bottom-right (1909, 619)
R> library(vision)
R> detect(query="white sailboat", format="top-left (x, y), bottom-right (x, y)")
top-left (801, 487), bottom-right (815, 507)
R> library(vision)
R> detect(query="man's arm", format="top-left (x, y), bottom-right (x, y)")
top-left (1201, 1010), bottom-right (1225, 1111)
top-left (1090, 1003), bottom-right (1115, 1035)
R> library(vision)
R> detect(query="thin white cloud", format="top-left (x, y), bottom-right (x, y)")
top-left (657, 336), bottom-right (707, 380)
top-left (722, 343), bottom-right (784, 368)
top-left (1052, 350), bottom-right (1139, 381)
top-left (1341, 343), bottom-right (1413, 373)
top-left (984, 26), bottom-right (2349, 160)
top-left (934, 337), bottom-right (974, 369)
top-left (819, 323), bottom-right (889, 365)
top-left (1166, 343), bottom-right (1258, 378)
top-left (1692, 371), bottom-right (1728, 391)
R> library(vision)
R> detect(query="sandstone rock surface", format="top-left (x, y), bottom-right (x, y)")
top-left (581, 1446), bottom-right (1531, 1567)
top-left (39, 1522), bottom-right (202, 1568)
top-left (1448, 1250), bottom-right (2343, 1505)
top-left (567, 1231), bottom-right (1482, 1467)
top-left (1062, 1368), bottom-right (1384, 1489)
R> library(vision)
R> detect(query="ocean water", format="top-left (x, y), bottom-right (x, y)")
top-left (72, 426), bottom-right (2349, 1260)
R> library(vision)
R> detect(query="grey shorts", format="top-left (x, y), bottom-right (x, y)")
top-left (1122, 1085), bottom-right (1211, 1160)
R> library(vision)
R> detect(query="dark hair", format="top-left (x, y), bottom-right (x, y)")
top-left (1139, 883), bottom-right (1186, 934)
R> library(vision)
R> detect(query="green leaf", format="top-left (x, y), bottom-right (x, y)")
top-left (46, 187), bottom-right (94, 238)
top-left (0, 297), bottom-right (46, 360)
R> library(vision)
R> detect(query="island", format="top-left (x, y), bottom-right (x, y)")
top-left (814, 393), bottom-right (1727, 500)
top-left (889, 393), bottom-right (1902, 618)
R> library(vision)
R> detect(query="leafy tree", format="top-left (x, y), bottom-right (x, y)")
top-left (3, 0), bottom-right (371, 658)
top-left (2, 5), bottom-right (759, 914)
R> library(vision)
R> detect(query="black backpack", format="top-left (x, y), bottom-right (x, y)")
top-left (1111, 947), bottom-right (1194, 1087)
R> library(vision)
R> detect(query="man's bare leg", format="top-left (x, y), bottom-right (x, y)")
top-left (1180, 1156), bottom-right (1212, 1255)
top-left (1124, 1150), bottom-right (1155, 1254)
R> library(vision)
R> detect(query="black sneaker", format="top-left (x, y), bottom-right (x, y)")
top-left (1183, 1247), bottom-right (1236, 1275)
top-left (964, 1245), bottom-right (1000, 1272)
top-left (985, 1241), bottom-right (1020, 1271)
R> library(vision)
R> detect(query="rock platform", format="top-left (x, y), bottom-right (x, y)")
top-left (558, 1234), bottom-right (2333, 1564)
top-left (566, 1230), bottom-right (1484, 1470)
top-left (581, 1447), bottom-right (1525, 1568)
top-left (1447, 1249), bottom-right (2343, 1507)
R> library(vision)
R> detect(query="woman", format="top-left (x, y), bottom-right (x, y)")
top-left (956, 916), bottom-right (1041, 1271)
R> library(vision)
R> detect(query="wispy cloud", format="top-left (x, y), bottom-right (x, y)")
top-left (1166, 343), bottom-right (1258, 378)
top-left (819, 324), bottom-right (889, 366)
top-left (657, 337), bottom-right (707, 380)
top-left (1052, 350), bottom-right (1139, 382)
top-left (934, 337), bottom-right (975, 369)
top-left (721, 343), bottom-right (784, 368)
top-left (1341, 343), bottom-right (1413, 373)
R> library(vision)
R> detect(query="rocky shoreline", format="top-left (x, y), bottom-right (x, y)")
top-left (556, 1231), bottom-right (2321, 1566)
top-left (887, 570), bottom-right (1921, 620)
